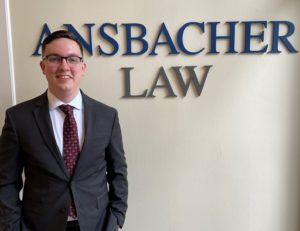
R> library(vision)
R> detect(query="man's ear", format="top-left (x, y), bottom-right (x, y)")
top-left (40, 60), bottom-right (46, 74)
top-left (82, 63), bottom-right (87, 74)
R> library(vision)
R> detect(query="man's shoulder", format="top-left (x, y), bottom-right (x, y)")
top-left (82, 92), bottom-right (117, 114)
top-left (6, 92), bottom-right (47, 114)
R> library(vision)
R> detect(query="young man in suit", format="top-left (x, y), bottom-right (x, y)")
top-left (0, 30), bottom-right (128, 231)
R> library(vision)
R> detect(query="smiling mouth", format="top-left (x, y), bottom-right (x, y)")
top-left (56, 75), bottom-right (72, 79)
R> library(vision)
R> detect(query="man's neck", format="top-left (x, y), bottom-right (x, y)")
top-left (48, 89), bottom-right (80, 103)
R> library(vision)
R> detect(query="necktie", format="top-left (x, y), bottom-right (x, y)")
top-left (59, 104), bottom-right (80, 218)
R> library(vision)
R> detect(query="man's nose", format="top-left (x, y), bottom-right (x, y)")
top-left (58, 58), bottom-right (70, 69)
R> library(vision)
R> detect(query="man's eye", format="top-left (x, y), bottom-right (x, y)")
top-left (68, 57), bottom-right (79, 63)
top-left (49, 56), bottom-right (61, 62)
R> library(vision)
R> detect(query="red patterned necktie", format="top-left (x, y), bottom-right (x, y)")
top-left (59, 104), bottom-right (80, 218)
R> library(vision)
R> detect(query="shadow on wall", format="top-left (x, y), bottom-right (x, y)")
top-left (289, 53), bottom-right (300, 231)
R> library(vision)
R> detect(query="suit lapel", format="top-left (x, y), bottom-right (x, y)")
top-left (72, 92), bottom-right (95, 176)
top-left (81, 93), bottom-right (93, 155)
top-left (32, 93), bottom-right (69, 178)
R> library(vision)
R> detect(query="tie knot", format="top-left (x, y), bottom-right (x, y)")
top-left (59, 104), bottom-right (74, 116)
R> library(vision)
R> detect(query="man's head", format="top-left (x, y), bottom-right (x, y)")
top-left (40, 30), bottom-right (86, 102)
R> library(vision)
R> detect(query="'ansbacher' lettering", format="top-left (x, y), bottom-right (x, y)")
top-left (32, 21), bottom-right (298, 56)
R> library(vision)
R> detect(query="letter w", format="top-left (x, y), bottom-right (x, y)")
top-left (172, 66), bottom-right (212, 97)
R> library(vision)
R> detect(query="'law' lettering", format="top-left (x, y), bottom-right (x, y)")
top-left (121, 65), bottom-right (212, 98)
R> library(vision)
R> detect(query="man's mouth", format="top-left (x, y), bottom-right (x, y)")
top-left (56, 74), bottom-right (72, 79)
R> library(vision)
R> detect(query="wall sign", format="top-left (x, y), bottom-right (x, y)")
top-left (32, 21), bottom-right (298, 98)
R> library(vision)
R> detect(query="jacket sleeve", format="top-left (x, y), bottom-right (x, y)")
top-left (0, 110), bottom-right (23, 231)
top-left (105, 110), bottom-right (128, 228)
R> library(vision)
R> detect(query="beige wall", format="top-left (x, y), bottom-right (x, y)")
top-left (2, 0), bottom-right (300, 230)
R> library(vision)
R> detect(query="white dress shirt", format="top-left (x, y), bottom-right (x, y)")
top-left (47, 90), bottom-right (85, 156)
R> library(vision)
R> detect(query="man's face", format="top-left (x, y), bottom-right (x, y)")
top-left (40, 38), bottom-right (86, 100)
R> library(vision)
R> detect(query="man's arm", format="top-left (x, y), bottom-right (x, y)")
top-left (0, 110), bottom-right (23, 231)
top-left (105, 110), bottom-right (128, 228)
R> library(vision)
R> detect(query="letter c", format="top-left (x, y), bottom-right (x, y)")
top-left (177, 22), bottom-right (205, 55)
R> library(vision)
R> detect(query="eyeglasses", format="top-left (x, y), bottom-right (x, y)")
top-left (42, 55), bottom-right (83, 66)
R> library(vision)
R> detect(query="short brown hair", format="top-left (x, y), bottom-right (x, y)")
top-left (41, 30), bottom-right (84, 56)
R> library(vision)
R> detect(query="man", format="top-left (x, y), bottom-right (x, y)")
top-left (0, 30), bottom-right (128, 231)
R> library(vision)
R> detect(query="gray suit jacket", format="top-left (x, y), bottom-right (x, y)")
top-left (0, 91), bottom-right (128, 231)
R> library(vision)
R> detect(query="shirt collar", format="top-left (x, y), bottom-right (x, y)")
top-left (47, 90), bottom-right (83, 110)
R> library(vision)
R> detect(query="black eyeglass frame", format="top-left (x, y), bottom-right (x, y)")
top-left (42, 55), bottom-right (83, 64)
